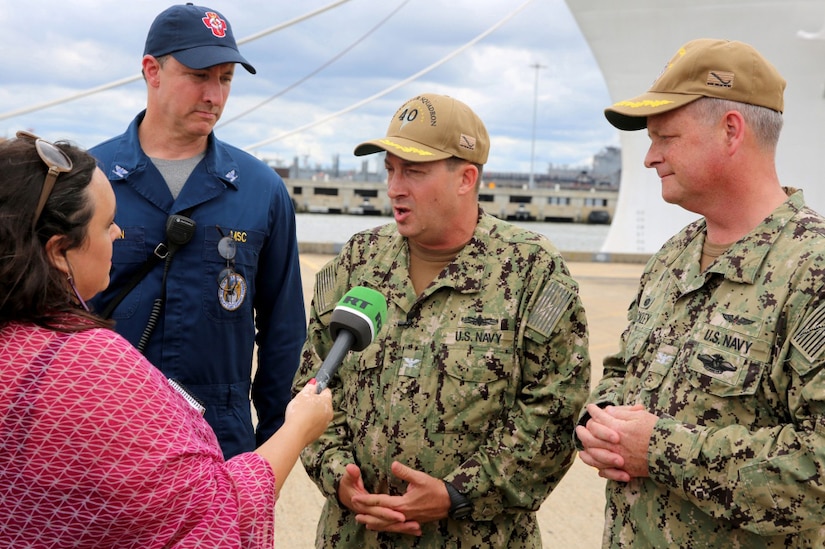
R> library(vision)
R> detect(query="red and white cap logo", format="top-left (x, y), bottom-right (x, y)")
top-left (202, 12), bottom-right (227, 38)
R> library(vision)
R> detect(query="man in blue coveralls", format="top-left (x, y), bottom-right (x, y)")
top-left (90, 4), bottom-right (305, 459)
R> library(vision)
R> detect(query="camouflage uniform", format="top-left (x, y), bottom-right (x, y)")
top-left (588, 189), bottom-right (825, 547)
top-left (295, 211), bottom-right (590, 548)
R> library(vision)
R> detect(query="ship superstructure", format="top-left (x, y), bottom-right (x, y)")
top-left (565, 0), bottom-right (825, 254)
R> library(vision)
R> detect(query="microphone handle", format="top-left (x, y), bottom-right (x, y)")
top-left (315, 329), bottom-right (355, 393)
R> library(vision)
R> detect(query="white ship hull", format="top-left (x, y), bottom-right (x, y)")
top-left (565, 0), bottom-right (825, 254)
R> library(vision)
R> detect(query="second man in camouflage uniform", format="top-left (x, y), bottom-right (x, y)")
top-left (576, 39), bottom-right (825, 547)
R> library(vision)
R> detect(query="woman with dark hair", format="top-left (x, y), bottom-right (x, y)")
top-left (0, 132), bottom-right (333, 547)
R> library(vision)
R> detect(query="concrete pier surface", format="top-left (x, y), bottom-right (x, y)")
top-left (275, 254), bottom-right (645, 548)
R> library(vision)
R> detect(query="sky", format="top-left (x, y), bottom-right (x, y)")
top-left (0, 0), bottom-right (618, 175)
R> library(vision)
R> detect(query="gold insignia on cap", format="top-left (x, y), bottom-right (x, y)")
top-left (613, 99), bottom-right (676, 109)
top-left (378, 139), bottom-right (435, 158)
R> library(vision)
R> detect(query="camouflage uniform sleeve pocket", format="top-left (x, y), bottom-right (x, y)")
top-left (738, 450), bottom-right (825, 536)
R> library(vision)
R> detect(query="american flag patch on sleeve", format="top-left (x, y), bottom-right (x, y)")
top-left (314, 262), bottom-right (338, 314)
top-left (527, 282), bottom-right (575, 337)
top-left (791, 303), bottom-right (825, 362)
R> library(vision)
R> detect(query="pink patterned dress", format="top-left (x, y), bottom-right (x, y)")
top-left (0, 321), bottom-right (276, 548)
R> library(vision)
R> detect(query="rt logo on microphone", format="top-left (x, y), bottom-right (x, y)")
top-left (342, 295), bottom-right (384, 332)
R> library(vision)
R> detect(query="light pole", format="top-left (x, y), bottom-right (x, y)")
top-left (528, 62), bottom-right (546, 189)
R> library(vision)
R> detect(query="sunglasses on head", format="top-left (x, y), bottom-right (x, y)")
top-left (16, 130), bottom-right (73, 230)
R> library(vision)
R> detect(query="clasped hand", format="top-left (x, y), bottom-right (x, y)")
top-left (575, 403), bottom-right (658, 482)
top-left (338, 461), bottom-right (452, 536)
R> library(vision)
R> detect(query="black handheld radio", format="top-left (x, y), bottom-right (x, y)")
top-left (164, 214), bottom-right (197, 254)
top-left (136, 214), bottom-right (196, 353)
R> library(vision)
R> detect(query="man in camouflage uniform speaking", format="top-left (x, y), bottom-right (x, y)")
top-left (576, 39), bottom-right (825, 547)
top-left (292, 93), bottom-right (591, 547)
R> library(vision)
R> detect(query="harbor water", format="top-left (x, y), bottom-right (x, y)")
top-left (296, 213), bottom-right (609, 253)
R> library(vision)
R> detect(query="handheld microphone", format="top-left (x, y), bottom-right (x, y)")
top-left (314, 286), bottom-right (387, 393)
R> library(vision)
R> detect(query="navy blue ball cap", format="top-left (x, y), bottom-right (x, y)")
top-left (143, 3), bottom-right (256, 74)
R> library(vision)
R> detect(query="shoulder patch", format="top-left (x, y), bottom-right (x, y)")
top-left (791, 303), bottom-right (825, 362)
top-left (314, 262), bottom-right (338, 315)
top-left (527, 281), bottom-right (575, 337)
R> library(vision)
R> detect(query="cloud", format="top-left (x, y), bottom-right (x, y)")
top-left (0, 0), bottom-right (617, 172)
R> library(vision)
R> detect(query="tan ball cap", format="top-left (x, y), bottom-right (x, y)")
top-left (605, 38), bottom-right (786, 131)
top-left (355, 93), bottom-right (489, 165)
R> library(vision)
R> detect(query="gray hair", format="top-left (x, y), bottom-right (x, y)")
top-left (690, 97), bottom-right (783, 150)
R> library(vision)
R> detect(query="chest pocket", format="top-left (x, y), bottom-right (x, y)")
top-left (429, 330), bottom-right (515, 435)
top-left (202, 230), bottom-right (262, 322)
top-left (682, 338), bottom-right (766, 398)
top-left (684, 322), bottom-right (768, 397)
top-left (107, 227), bottom-right (147, 320)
